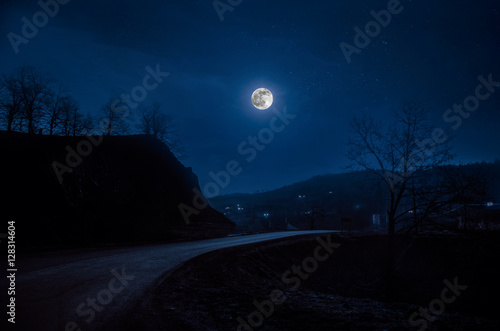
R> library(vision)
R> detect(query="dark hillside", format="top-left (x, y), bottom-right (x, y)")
top-left (211, 162), bottom-right (500, 232)
top-left (0, 131), bottom-right (233, 250)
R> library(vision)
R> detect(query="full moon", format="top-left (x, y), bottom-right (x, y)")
top-left (251, 88), bottom-right (273, 110)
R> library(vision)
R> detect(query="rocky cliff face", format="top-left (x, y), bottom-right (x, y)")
top-left (0, 132), bottom-right (233, 249)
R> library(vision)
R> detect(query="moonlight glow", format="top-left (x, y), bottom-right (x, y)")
top-left (251, 88), bottom-right (273, 110)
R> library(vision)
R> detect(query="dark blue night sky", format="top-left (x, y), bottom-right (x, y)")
top-left (1, 0), bottom-right (499, 194)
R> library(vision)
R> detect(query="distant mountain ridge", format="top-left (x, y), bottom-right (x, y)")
top-left (0, 131), bottom-right (233, 250)
top-left (210, 162), bottom-right (500, 231)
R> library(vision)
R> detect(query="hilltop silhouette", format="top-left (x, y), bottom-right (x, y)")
top-left (1, 131), bottom-right (233, 250)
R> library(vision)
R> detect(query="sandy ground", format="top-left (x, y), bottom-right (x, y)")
top-left (119, 232), bottom-right (500, 330)
top-left (5, 231), bottom-right (330, 330)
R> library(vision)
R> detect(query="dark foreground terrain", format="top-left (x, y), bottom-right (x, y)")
top-left (119, 232), bottom-right (500, 330)
top-left (0, 132), bottom-right (233, 250)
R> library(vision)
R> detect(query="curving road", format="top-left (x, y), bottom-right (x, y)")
top-left (5, 230), bottom-right (334, 331)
